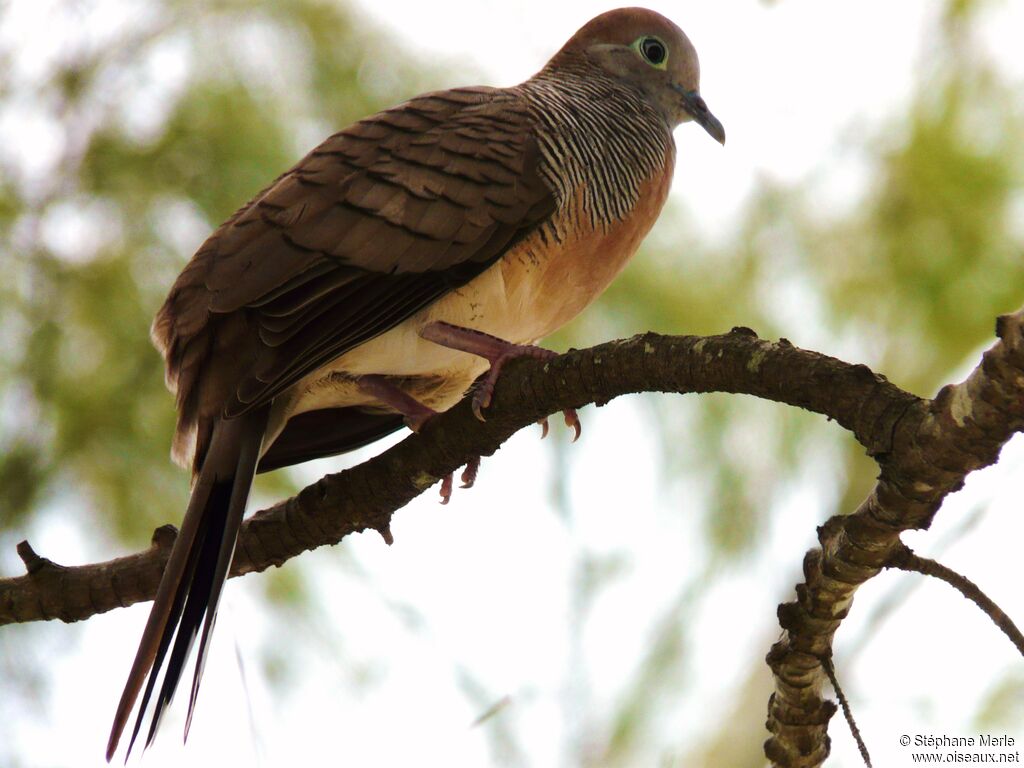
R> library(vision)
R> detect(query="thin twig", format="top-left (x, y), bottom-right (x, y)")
top-left (819, 654), bottom-right (872, 768)
top-left (888, 544), bottom-right (1024, 658)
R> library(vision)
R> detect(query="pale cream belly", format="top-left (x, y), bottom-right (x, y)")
top-left (279, 231), bottom-right (631, 429)
top-left (281, 254), bottom-right (547, 422)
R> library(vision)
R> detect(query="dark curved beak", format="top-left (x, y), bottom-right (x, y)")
top-left (675, 86), bottom-right (726, 145)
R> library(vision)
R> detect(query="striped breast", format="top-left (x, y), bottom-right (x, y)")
top-left (415, 65), bottom-right (677, 347)
top-left (487, 66), bottom-right (677, 339)
top-left (519, 65), bottom-right (674, 237)
top-left (383, 67), bottom-right (677, 357)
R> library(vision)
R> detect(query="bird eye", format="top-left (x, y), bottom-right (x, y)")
top-left (637, 36), bottom-right (668, 68)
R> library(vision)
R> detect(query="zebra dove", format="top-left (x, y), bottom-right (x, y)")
top-left (107, 6), bottom-right (724, 759)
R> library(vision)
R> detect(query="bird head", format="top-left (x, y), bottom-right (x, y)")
top-left (550, 7), bottom-right (725, 144)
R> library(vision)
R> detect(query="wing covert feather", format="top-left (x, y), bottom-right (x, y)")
top-left (153, 85), bottom-right (555, 447)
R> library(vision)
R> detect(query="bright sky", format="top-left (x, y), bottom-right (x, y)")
top-left (356, 0), bottom-right (935, 241)
top-left (5, 1), bottom-right (1024, 767)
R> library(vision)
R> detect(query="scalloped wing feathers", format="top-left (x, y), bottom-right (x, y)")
top-left (151, 86), bottom-right (555, 468)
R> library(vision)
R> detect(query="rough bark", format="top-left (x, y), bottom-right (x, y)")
top-left (2, 308), bottom-right (1022, 768)
top-left (764, 309), bottom-right (1024, 767)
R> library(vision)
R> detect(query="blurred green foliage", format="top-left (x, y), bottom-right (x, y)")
top-left (0, 0), bottom-right (441, 543)
top-left (573, 2), bottom-right (1023, 763)
top-left (0, 0), bottom-right (1021, 766)
top-left (588, 3), bottom-right (1024, 570)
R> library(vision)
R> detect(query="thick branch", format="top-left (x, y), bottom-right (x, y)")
top-left (0, 328), bottom-right (916, 625)
top-left (765, 308), bottom-right (1024, 767)
top-left (3, 313), bottom-right (1022, 768)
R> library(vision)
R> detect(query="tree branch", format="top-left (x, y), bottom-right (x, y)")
top-left (888, 544), bottom-right (1024, 658)
top-left (765, 308), bottom-right (1024, 767)
top-left (0, 327), bottom-right (917, 625)
top-left (1, 312), bottom-right (1022, 767)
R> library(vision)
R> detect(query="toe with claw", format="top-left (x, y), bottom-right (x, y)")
top-left (439, 473), bottom-right (454, 505)
top-left (439, 456), bottom-right (483, 503)
top-left (537, 408), bottom-right (581, 441)
top-left (563, 408), bottom-right (581, 442)
top-left (420, 321), bottom-right (563, 423)
top-left (461, 456), bottom-right (481, 488)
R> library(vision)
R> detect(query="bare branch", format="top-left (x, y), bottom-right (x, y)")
top-left (765, 308), bottom-right (1024, 767)
top-left (1, 327), bottom-right (915, 625)
top-left (2, 310), bottom-right (1022, 768)
top-left (818, 653), bottom-right (872, 768)
top-left (888, 544), bottom-right (1024, 658)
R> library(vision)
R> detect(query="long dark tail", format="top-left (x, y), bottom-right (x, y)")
top-left (106, 408), bottom-right (268, 762)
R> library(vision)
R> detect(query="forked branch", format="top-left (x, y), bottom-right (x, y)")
top-left (765, 307), bottom-right (1024, 767)
top-left (1, 309), bottom-right (1023, 768)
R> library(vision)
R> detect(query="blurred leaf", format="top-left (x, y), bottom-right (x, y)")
top-left (974, 672), bottom-right (1024, 730)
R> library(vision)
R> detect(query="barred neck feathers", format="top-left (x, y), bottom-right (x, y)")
top-left (518, 63), bottom-right (673, 235)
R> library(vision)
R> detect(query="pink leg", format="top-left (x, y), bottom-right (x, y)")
top-left (419, 322), bottom-right (580, 441)
top-left (355, 375), bottom-right (485, 503)
top-left (355, 375), bottom-right (436, 432)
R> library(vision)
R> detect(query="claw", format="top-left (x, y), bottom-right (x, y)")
top-left (471, 378), bottom-right (494, 422)
top-left (471, 396), bottom-right (487, 422)
top-left (538, 410), bottom-right (579, 441)
top-left (564, 408), bottom-right (581, 442)
top-left (440, 457), bottom-right (482, 500)
top-left (460, 456), bottom-right (481, 488)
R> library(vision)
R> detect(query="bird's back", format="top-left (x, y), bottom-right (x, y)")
top-left (151, 85), bottom-right (555, 470)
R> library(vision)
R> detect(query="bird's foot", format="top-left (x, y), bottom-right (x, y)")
top-left (419, 321), bottom-right (581, 439)
top-left (537, 408), bottom-right (581, 442)
top-left (468, 343), bottom-right (556, 421)
top-left (355, 374), bottom-right (436, 432)
top-left (439, 456), bottom-right (482, 504)
top-left (355, 373), bottom-right (483, 504)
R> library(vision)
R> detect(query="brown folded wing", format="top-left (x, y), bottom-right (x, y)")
top-left (151, 86), bottom-right (556, 466)
top-left (255, 408), bottom-right (405, 474)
